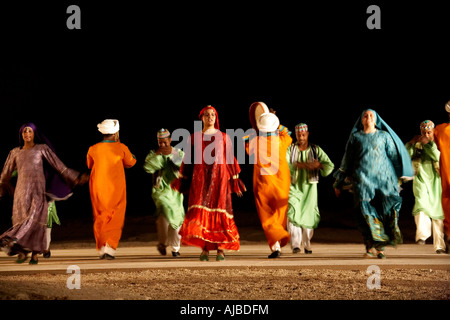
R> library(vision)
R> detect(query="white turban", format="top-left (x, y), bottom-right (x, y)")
top-left (446, 101), bottom-right (450, 113)
top-left (257, 112), bottom-right (280, 133)
top-left (97, 119), bottom-right (120, 134)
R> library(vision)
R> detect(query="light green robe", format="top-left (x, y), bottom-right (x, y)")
top-left (143, 148), bottom-right (185, 229)
top-left (406, 141), bottom-right (444, 220)
top-left (286, 144), bottom-right (334, 229)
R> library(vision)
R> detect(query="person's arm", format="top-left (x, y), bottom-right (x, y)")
top-left (143, 150), bottom-right (165, 174)
top-left (0, 149), bottom-right (17, 198)
top-left (317, 146), bottom-right (335, 177)
top-left (122, 144), bottom-right (137, 169)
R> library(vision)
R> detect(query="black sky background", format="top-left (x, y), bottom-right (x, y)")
top-left (0, 2), bottom-right (449, 231)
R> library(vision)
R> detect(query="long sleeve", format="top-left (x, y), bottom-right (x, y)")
top-left (225, 133), bottom-right (246, 194)
top-left (317, 146), bottom-right (335, 177)
top-left (423, 141), bottom-right (440, 162)
top-left (333, 135), bottom-right (355, 189)
top-left (385, 133), bottom-right (401, 177)
top-left (143, 150), bottom-right (165, 174)
top-left (41, 144), bottom-right (80, 187)
top-left (0, 149), bottom-right (18, 197)
top-left (121, 144), bottom-right (137, 169)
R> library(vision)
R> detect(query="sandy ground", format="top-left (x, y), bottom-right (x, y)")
top-left (0, 214), bottom-right (449, 302)
top-left (1, 266), bottom-right (449, 301)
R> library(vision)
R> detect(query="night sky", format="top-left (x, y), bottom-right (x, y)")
top-left (1, 2), bottom-right (449, 231)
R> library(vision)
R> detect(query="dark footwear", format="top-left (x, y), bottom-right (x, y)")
top-left (172, 251), bottom-right (180, 257)
top-left (417, 239), bottom-right (426, 245)
top-left (216, 250), bottom-right (225, 261)
top-left (292, 248), bottom-right (301, 254)
top-left (268, 250), bottom-right (281, 259)
top-left (29, 258), bottom-right (38, 265)
top-left (105, 253), bottom-right (115, 260)
top-left (377, 251), bottom-right (386, 259)
top-left (157, 243), bottom-right (167, 256)
top-left (15, 252), bottom-right (28, 264)
top-left (304, 249), bottom-right (312, 254)
top-left (43, 250), bottom-right (51, 258)
top-left (99, 254), bottom-right (106, 259)
top-left (200, 250), bottom-right (209, 261)
top-left (436, 249), bottom-right (446, 254)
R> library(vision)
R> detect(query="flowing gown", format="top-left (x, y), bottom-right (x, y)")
top-left (334, 130), bottom-right (403, 250)
top-left (172, 131), bottom-right (245, 251)
top-left (0, 144), bottom-right (79, 253)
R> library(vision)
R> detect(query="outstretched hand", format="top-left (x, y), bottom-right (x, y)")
top-left (77, 173), bottom-right (90, 186)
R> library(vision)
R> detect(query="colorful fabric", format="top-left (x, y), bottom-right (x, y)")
top-left (287, 144), bottom-right (334, 229)
top-left (434, 121), bottom-right (450, 237)
top-left (143, 147), bottom-right (185, 230)
top-left (157, 128), bottom-right (171, 139)
top-left (295, 123), bottom-right (308, 132)
top-left (47, 201), bottom-right (61, 228)
top-left (420, 120), bottom-right (435, 131)
top-left (0, 144), bottom-right (80, 253)
top-left (333, 110), bottom-right (409, 250)
top-left (172, 127), bottom-right (245, 251)
top-left (348, 109), bottom-right (414, 180)
top-left (19, 123), bottom-right (73, 201)
top-left (246, 125), bottom-right (292, 249)
top-left (87, 141), bottom-right (136, 251)
top-left (406, 141), bottom-right (443, 220)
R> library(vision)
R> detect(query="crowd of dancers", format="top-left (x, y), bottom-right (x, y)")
top-left (0, 102), bottom-right (449, 264)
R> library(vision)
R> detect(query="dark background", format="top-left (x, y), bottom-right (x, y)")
top-left (0, 2), bottom-right (449, 240)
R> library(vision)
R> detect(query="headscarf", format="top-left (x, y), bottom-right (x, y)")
top-left (349, 109), bottom-right (414, 179)
top-left (295, 123), bottom-right (308, 133)
top-left (420, 120), bottom-right (435, 131)
top-left (198, 105), bottom-right (220, 130)
top-left (257, 112), bottom-right (280, 133)
top-left (97, 119), bottom-right (120, 134)
top-left (19, 123), bottom-right (73, 200)
top-left (157, 128), bottom-right (171, 139)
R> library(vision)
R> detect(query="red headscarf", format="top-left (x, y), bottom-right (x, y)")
top-left (198, 105), bottom-right (220, 130)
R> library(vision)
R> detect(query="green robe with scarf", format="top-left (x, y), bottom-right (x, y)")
top-left (143, 148), bottom-right (185, 229)
top-left (286, 144), bottom-right (334, 229)
top-left (406, 141), bottom-right (444, 220)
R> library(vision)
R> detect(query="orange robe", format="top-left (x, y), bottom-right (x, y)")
top-left (87, 141), bottom-right (136, 251)
top-left (246, 125), bottom-right (292, 249)
top-left (434, 122), bottom-right (450, 237)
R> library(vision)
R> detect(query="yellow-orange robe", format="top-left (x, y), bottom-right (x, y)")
top-left (434, 122), bottom-right (450, 237)
top-left (87, 141), bottom-right (136, 251)
top-left (245, 125), bottom-right (292, 249)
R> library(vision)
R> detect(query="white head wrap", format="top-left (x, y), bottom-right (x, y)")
top-left (445, 101), bottom-right (450, 113)
top-left (97, 119), bottom-right (120, 134)
top-left (257, 112), bottom-right (280, 133)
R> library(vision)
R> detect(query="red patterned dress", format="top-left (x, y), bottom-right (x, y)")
top-left (173, 128), bottom-right (245, 251)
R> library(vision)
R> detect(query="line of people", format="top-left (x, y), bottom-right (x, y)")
top-left (0, 102), bottom-right (448, 264)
